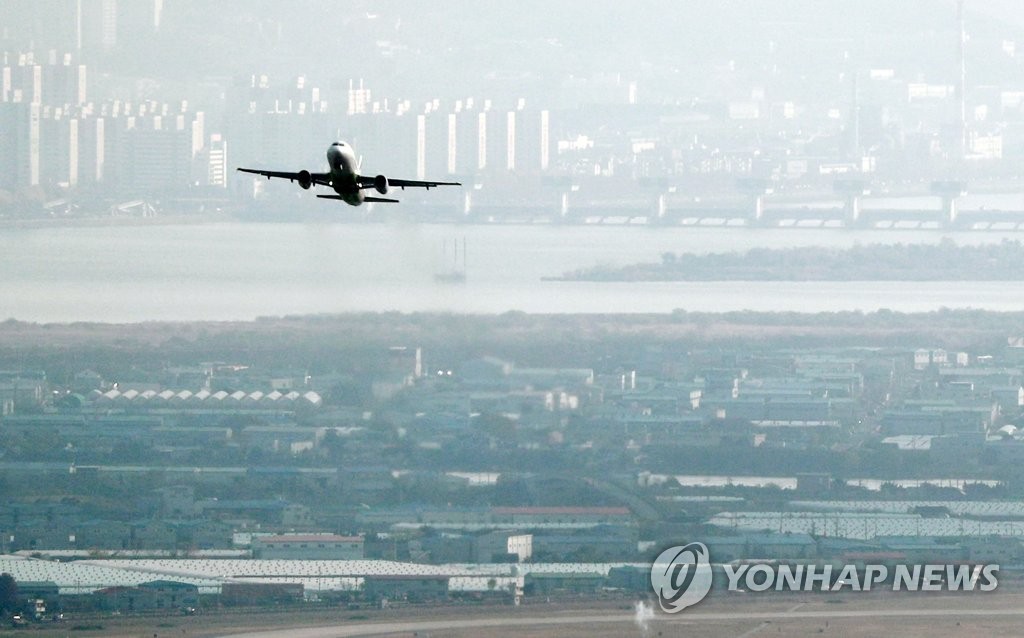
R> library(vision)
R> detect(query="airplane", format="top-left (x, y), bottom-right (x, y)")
top-left (237, 141), bottom-right (461, 206)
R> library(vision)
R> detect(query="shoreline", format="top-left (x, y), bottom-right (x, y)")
top-left (552, 239), bottom-right (1024, 282)
top-left (5, 212), bottom-right (1024, 232)
top-left (0, 213), bottom-right (227, 229)
top-left (1, 309), bottom-right (1023, 350)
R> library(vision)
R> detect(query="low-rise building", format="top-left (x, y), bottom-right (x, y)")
top-left (92, 580), bottom-right (199, 613)
top-left (523, 571), bottom-right (604, 595)
top-left (220, 582), bottom-right (304, 606)
top-left (363, 575), bottom-right (449, 602)
top-left (252, 534), bottom-right (364, 560)
top-left (472, 530), bottom-right (533, 562)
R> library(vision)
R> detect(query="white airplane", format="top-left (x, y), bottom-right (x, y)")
top-left (237, 141), bottom-right (461, 205)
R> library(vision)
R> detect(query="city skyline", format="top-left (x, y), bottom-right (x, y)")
top-left (3, 1), bottom-right (1024, 220)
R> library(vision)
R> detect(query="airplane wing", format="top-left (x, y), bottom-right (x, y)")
top-left (356, 175), bottom-right (461, 190)
top-left (237, 168), bottom-right (332, 187)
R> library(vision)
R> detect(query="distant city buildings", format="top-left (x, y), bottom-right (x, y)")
top-left (4, 1), bottom-right (1024, 218)
top-left (0, 325), bottom-right (1024, 613)
top-left (0, 49), bottom-right (220, 200)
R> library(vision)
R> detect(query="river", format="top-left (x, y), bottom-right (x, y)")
top-left (1, 222), bottom-right (1021, 322)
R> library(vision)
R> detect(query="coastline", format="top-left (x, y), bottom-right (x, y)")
top-left (551, 240), bottom-right (1024, 282)
top-left (0, 213), bottom-right (227, 230)
top-left (2, 309), bottom-right (1024, 348)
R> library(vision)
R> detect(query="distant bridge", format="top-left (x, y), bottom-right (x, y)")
top-left (420, 180), bottom-right (1024, 229)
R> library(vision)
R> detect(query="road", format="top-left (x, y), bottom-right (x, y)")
top-left (214, 605), bottom-right (1024, 638)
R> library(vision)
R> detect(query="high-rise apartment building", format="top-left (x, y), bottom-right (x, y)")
top-left (0, 102), bottom-right (42, 189)
top-left (42, 53), bottom-right (87, 106)
top-left (117, 111), bottom-right (202, 194)
top-left (77, 113), bottom-right (105, 184)
top-left (204, 134), bottom-right (229, 187)
top-left (39, 107), bottom-right (80, 187)
top-left (513, 108), bottom-right (553, 175)
top-left (78, 0), bottom-right (118, 53)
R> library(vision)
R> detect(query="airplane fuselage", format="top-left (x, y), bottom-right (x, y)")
top-left (237, 141), bottom-right (458, 205)
top-left (326, 142), bottom-right (363, 206)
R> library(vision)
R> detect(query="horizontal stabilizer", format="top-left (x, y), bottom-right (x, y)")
top-left (317, 194), bottom-right (400, 204)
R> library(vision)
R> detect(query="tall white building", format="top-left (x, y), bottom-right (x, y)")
top-left (204, 134), bottom-right (228, 187)
top-left (347, 79), bottom-right (371, 115)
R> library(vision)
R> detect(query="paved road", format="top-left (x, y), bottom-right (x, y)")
top-left (215, 613), bottom-right (632, 638)
top-left (215, 606), bottom-right (1024, 638)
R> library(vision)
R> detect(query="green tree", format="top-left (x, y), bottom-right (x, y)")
top-left (0, 573), bottom-right (17, 614)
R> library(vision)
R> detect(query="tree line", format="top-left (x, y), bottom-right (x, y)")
top-left (556, 238), bottom-right (1024, 281)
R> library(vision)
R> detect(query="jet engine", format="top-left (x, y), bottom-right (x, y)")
top-left (374, 174), bottom-right (389, 195)
top-left (297, 170), bottom-right (313, 190)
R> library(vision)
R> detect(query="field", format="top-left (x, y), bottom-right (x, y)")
top-left (17, 590), bottom-right (1024, 638)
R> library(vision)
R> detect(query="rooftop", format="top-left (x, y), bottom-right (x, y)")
top-left (257, 535), bottom-right (363, 544)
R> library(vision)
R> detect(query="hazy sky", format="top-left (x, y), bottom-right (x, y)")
top-left (4, 0), bottom-right (1020, 104)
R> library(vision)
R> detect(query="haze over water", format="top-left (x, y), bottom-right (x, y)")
top-left (3, 223), bottom-right (1022, 323)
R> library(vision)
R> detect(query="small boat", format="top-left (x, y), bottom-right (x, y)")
top-left (435, 237), bottom-right (467, 284)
